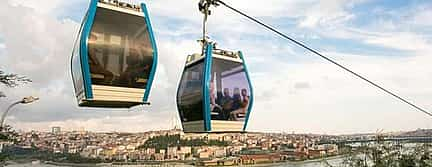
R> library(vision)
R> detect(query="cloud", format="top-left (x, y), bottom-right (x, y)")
top-left (248, 50), bottom-right (432, 134)
top-left (411, 5), bottom-right (432, 27)
top-left (8, 0), bottom-right (63, 14)
top-left (364, 32), bottom-right (431, 51)
top-left (9, 110), bottom-right (175, 132)
top-left (298, 0), bottom-right (355, 28)
top-left (0, 0), bottom-right (182, 132)
top-left (1, 0), bottom-right (431, 134)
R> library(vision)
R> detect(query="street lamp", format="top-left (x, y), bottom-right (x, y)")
top-left (1, 96), bottom-right (39, 131)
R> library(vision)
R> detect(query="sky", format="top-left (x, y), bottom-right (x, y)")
top-left (0, 0), bottom-right (432, 134)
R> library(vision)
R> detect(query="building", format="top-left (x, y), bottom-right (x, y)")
top-left (240, 153), bottom-right (281, 164)
top-left (52, 127), bottom-right (61, 134)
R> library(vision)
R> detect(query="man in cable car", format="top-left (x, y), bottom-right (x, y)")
top-left (118, 48), bottom-right (150, 87)
top-left (230, 88), bottom-right (249, 121)
top-left (232, 88), bottom-right (242, 110)
top-left (217, 88), bottom-right (234, 120)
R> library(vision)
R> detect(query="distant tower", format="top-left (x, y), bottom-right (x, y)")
top-left (170, 114), bottom-right (181, 130)
top-left (52, 126), bottom-right (61, 134)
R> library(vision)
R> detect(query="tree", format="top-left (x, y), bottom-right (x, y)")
top-left (0, 70), bottom-right (31, 98)
top-left (0, 70), bottom-right (31, 162)
top-left (340, 143), bottom-right (432, 167)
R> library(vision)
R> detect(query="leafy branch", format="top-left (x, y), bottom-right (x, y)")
top-left (0, 70), bottom-right (32, 98)
top-left (0, 70), bottom-right (32, 88)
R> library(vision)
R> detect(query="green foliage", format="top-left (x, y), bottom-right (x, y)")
top-left (0, 125), bottom-right (20, 162)
top-left (0, 70), bottom-right (32, 98)
top-left (0, 125), bottom-right (18, 142)
top-left (0, 70), bottom-right (32, 88)
top-left (137, 134), bottom-right (229, 151)
top-left (7, 149), bottom-right (104, 164)
top-left (340, 143), bottom-right (432, 167)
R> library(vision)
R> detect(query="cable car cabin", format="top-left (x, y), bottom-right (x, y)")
top-left (71, 0), bottom-right (157, 108)
top-left (177, 43), bottom-right (254, 133)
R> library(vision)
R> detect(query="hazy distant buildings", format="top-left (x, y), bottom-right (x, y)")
top-left (52, 126), bottom-right (61, 134)
top-left (13, 129), bottom-right (347, 163)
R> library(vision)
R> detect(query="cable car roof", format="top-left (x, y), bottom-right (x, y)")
top-left (185, 48), bottom-right (243, 67)
top-left (98, 0), bottom-right (144, 16)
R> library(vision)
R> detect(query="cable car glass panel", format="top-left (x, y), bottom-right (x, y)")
top-left (72, 35), bottom-right (85, 101)
top-left (209, 58), bottom-right (251, 122)
top-left (177, 61), bottom-right (205, 123)
top-left (88, 7), bottom-right (153, 89)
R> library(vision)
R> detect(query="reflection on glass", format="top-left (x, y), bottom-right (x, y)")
top-left (88, 7), bottom-right (153, 88)
top-left (177, 62), bottom-right (204, 122)
top-left (72, 33), bottom-right (84, 97)
top-left (210, 58), bottom-right (250, 122)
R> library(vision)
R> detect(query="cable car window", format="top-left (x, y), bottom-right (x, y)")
top-left (88, 7), bottom-right (153, 89)
top-left (177, 62), bottom-right (204, 122)
top-left (210, 58), bottom-right (250, 122)
top-left (72, 38), bottom-right (84, 97)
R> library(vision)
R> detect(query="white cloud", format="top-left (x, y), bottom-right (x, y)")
top-left (247, 50), bottom-right (432, 134)
top-left (365, 32), bottom-right (431, 51)
top-left (412, 5), bottom-right (432, 27)
top-left (8, 0), bottom-right (63, 13)
top-left (0, 0), bottom-right (188, 133)
top-left (9, 110), bottom-right (177, 132)
top-left (299, 0), bottom-right (355, 28)
top-left (1, 0), bottom-right (432, 134)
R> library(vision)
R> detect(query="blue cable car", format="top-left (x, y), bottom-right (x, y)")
top-left (71, 0), bottom-right (157, 108)
top-left (176, 43), bottom-right (254, 132)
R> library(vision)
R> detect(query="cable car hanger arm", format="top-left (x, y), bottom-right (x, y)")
top-left (202, 0), bottom-right (432, 118)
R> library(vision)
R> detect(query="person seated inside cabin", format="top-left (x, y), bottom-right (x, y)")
top-left (231, 88), bottom-right (242, 110)
top-left (230, 88), bottom-right (250, 121)
top-left (118, 48), bottom-right (150, 87)
top-left (217, 88), bottom-right (234, 120)
top-left (88, 33), bottom-right (114, 83)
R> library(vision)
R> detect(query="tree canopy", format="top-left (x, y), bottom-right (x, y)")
top-left (0, 70), bottom-right (31, 98)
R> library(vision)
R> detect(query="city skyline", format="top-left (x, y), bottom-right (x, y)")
top-left (1, 0), bottom-right (432, 134)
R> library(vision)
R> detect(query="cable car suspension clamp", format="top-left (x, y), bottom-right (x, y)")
top-left (198, 0), bottom-right (220, 54)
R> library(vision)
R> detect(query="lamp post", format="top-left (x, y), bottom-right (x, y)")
top-left (1, 96), bottom-right (39, 131)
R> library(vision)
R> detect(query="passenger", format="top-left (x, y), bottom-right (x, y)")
top-left (88, 33), bottom-right (113, 82)
top-left (220, 88), bottom-right (232, 105)
top-left (241, 88), bottom-right (250, 108)
top-left (219, 88), bottom-right (233, 120)
top-left (230, 88), bottom-right (249, 121)
top-left (231, 88), bottom-right (242, 110)
top-left (119, 48), bottom-right (150, 86)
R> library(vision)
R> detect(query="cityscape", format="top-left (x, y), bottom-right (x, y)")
top-left (0, 126), bottom-right (431, 166)
top-left (2, 0), bottom-right (432, 166)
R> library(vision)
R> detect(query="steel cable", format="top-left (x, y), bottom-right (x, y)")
top-left (215, 0), bottom-right (432, 118)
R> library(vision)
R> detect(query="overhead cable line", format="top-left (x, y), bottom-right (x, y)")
top-left (214, 0), bottom-right (432, 118)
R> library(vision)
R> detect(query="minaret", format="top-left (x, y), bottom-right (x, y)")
top-left (170, 114), bottom-right (181, 131)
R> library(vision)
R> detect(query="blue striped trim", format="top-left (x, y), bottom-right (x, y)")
top-left (203, 43), bottom-right (213, 131)
top-left (239, 51), bottom-right (254, 131)
top-left (79, 0), bottom-right (98, 99)
top-left (141, 3), bottom-right (158, 103)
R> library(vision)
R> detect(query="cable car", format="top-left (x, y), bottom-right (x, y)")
top-left (176, 43), bottom-right (254, 132)
top-left (71, 0), bottom-right (158, 108)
